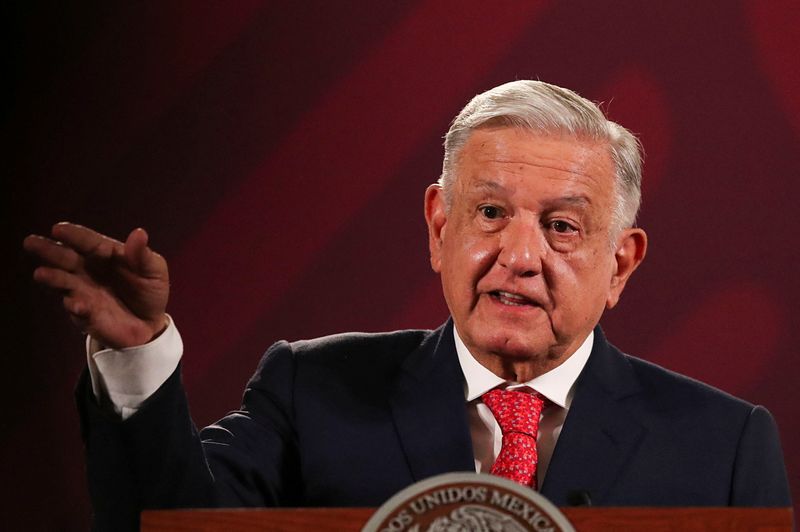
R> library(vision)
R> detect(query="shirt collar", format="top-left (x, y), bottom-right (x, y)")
top-left (454, 325), bottom-right (593, 409)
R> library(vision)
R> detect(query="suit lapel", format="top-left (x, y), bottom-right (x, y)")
top-left (389, 320), bottom-right (475, 481)
top-left (541, 328), bottom-right (646, 505)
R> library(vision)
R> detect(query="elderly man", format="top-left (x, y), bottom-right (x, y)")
top-left (25, 81), bottom-right (790, 530)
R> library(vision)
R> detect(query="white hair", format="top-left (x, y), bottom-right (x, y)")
top-left (439, 80), bottom-right (642, 235)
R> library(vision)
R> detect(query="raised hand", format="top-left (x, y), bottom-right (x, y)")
top-left (24, 222), bottom-right (170, 349)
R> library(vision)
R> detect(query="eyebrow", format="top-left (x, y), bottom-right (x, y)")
top-left (471, 179), bottom-right (508, 194)
top-left (541, 195), bottom-right (592, 209)
top-left (470, 180), bottom-right (592, 209)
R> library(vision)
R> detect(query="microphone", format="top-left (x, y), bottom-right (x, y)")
top-left (566, 490), bottom-right (593, 506)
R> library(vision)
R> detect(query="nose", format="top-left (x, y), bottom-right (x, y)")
top-left (497, 218), bottom-right (544, 277)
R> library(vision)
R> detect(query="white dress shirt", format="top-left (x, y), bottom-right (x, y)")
top-left (453, 327), bottom-right (593, 484)
top-left (86, 315), bottom-right (182, 420)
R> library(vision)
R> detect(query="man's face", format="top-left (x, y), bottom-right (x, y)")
top-left (425, 126), bottom-right (645, 377)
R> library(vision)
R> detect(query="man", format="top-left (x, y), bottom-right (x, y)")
top-left (25, 81), bottom-right (790, 530)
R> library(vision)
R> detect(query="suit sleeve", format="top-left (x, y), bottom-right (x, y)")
top-left (729, 405), bottom-right (791, 506)
top-left (76, 341), bottom-right (300, 532)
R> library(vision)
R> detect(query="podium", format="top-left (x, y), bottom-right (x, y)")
top-left (142, 507), bottom-right (793, 531)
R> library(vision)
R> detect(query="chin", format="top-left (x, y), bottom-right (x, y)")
top-left (478, 331), bottom-right (552, 360)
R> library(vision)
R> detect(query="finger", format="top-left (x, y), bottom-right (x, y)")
top-left (124, 227), bottom-right (167, 278)
top-left (63, 294), bottom-right (91, 319)
top-left (123, 228), bottom-right (149, 270)
top-left (51, 222), bottom-right (122, 259)
top-left (32, 266), bottom-right (81, 292)
top-left (65, 299), bottom-right (92, 334)
top-left (23, 234), bottom-right (83, 272)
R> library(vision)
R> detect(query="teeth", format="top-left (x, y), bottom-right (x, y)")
top-left (497, 291), bottom-right (525, 300)
top-left (495, 291), bottom-right (530, 306)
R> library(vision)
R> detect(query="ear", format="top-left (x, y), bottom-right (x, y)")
top-left (606, 227), bottom-right (647, 309)
top-left (424, 184), bottom-right (448, 272)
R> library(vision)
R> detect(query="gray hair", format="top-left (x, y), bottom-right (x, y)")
top-left (438, 80), bottom-right (642, 235)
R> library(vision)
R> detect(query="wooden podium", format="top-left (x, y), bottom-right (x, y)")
top-left (142, 506), bottom-right (793, 531)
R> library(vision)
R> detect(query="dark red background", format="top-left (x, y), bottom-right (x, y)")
top-left (7, 2), bottom-right (799, 529)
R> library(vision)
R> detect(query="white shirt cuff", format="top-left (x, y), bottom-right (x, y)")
top-left (86, 315), bottom-right (183, 420)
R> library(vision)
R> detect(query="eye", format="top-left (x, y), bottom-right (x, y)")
top-left (550, 220), bottom-right (577, 234)
top-left (479, 205), bottom-right (503, 220)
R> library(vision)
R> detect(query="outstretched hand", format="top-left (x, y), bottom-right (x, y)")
top-left (24, 222), bottom-right (170, 349)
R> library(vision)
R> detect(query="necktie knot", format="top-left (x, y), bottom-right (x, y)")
top-left (482, 388), bottom-right (546, 437)
top-left (482, 388), bottom-right (547, 489)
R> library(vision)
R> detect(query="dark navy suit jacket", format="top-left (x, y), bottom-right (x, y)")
top-left (77, 321), bottom-right (791, 531)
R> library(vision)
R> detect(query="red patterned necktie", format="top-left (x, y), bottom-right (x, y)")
top-left (482, 388), bottom-right (547, 489)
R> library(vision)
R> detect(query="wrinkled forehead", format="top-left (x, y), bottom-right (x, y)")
top-left (452, 126), bottom-right (616, 193)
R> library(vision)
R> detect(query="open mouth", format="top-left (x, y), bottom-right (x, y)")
top-left (489, 290), bottom-right (536, 307)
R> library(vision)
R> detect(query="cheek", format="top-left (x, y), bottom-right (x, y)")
top-left (440, 235), bottom-right (500, 311)
top-left (543, 258), bottom-right (578, 297)
top-left (466, 241), bottom-right (494, 265)
top-left (444, 232), bottom-right (498, 272)
top-left (546, 248), bottom-right (613, 296)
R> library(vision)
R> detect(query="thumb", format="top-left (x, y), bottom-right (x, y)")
top-left (124, 228), bottom-right (161, 277)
